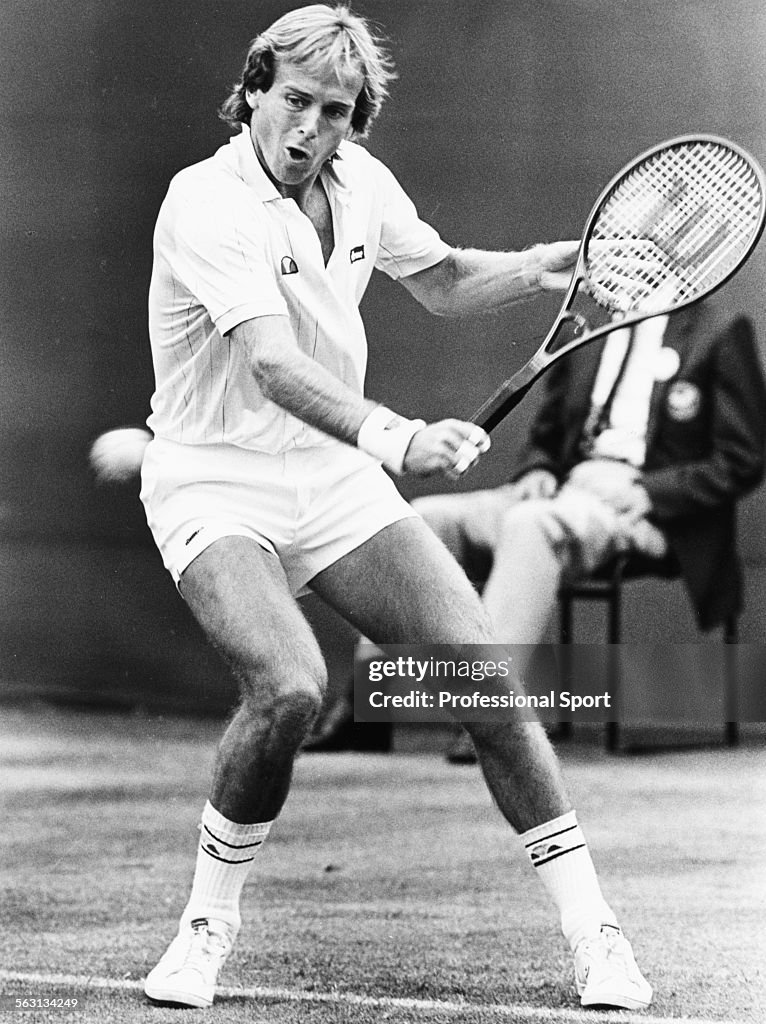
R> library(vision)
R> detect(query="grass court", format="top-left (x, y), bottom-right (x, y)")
top-left (1, 701), bottom-right (764, 1023)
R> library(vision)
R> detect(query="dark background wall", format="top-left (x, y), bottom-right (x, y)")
top-left (2, 1), bottom-right (765, 714)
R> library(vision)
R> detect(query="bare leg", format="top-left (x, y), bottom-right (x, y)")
top-left (412, 488), bottom-right (510, 570)
top-left (482, 502), bottom-right (564, 648)
top-left (144, 536), bottom-right (330, 1005)
top-left (311, 517), bottom-right (654, 1009)
top-left (310, 517), bottom-right (570, 833)
top-left (179, 536), bottom-right (327, 823)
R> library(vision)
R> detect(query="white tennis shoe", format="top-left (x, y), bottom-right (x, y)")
top-left (574, 924), bottom-right (653, 1010)
top-left (144, 917), bottom-right (234, 1008)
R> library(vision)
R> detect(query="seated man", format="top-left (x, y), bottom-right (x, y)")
top-left (416, 302), bottom-right (766, 760)
top-left (310, 302), bottom-right (766, 757)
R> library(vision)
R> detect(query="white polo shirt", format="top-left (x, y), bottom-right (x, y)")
top-left (146, 129), bottom-right (450, 453)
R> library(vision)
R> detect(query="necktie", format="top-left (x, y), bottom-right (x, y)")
top-left (580, 327), bottom-right (637, 455)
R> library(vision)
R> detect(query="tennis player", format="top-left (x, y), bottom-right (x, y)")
top-left (141, 4), bottom-right (651, 1011)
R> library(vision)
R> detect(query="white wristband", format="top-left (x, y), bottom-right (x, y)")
top-left (357, 406), bottom-right (426, 475)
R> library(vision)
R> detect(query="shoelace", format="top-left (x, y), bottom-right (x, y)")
top-left (179, 926), bottom-right (229, 975)
top-left (588, 930), bottom-right (630, 971)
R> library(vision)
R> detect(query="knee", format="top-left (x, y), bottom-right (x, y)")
top-left (411, 493), bottom-right (466, 561)
top-left (498, 499), bottom-right (555, 543)
top-left (411, 494), bottom-right (457, 537)
top-left (497, 500), bottom-right (574, 575)
top-left (268, 681), bottom-right (325, 739)
top-left (237, 649), bottom-right (327, 740)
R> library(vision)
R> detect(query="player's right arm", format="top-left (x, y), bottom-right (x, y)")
top-left (231, 316), bottom-right (490, 478)
top-left (401, 242), bottom-right (579, 317)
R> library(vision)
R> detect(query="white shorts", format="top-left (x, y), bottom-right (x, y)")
top-left (140, 438), bottom-right (417, 596)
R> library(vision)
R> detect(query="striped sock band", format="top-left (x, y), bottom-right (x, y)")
top-left (523, 809), bottom-right (587, 867)
top-left (180, 801), bottom-right (273, 935)
top-left (522, 810), bottom-right (618, 951)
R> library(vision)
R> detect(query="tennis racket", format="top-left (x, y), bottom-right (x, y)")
top-left (472, 134), bottom-right (766, 432)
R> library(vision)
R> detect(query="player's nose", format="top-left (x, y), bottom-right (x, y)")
top-left (298, 108), bottom-right (320, 140)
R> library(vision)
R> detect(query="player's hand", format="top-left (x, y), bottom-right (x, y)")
top-left (402, 420), bottom-right (490, 479)
top-left (588, 239), bottom-right (673, 310)
top-left (535, 241), bottom-right (579, 292)
top-left (513, 468), bottom-right (559, 500)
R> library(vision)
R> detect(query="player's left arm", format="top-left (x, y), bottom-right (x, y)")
top-left (399, 242), bottom-right (578, 317)
top-left (642, 316), bottom-right (766, 519)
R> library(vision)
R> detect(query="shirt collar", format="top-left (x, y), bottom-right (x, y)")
top-left (229, 126), bottom-right (352, 205)
top-left (324, 140), bottom-right (351, 203)
top-left (231, 127), bottom-right (282, 202)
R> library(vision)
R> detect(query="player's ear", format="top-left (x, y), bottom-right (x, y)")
top-left (245, 90), bottom-right (259, 111)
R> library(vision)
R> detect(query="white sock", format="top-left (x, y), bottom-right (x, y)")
top-left (522, 809), bottom-right (618, 951)
top-left (180, 801), bottom-right (273, 937)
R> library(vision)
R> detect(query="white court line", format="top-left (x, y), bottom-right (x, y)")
top-left (0, 970), bottom-right (744, 1024)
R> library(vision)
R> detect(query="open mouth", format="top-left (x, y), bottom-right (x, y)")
top-left (286, 146), bottom-right (310, 162)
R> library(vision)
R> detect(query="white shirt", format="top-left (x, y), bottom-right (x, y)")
top-left (588, 315), bottom-right (669, 466)
top-left (147, 129), bottom-right (450, 453)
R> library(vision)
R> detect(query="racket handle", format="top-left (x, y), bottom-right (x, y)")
top-left (470, 363), bottom-right (540, 432)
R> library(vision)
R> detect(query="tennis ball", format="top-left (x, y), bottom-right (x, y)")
top-left (89, 427), bottom-right (152, 484)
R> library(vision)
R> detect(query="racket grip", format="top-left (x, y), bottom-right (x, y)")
top-left (470, 364), bottom-right (539, 432)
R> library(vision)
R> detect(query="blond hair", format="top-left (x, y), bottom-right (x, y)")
top-left (219, 4), bottom-right (396, 139)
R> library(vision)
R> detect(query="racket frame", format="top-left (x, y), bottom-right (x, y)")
top-left (472, 134), bottom-right (766, 432)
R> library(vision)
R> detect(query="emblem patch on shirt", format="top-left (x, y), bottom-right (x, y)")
top-left (280, 256), bottom-right (299, 275)
top-left (666, 381), bottom-right (702, 422)
top-left (350, 245), bottom-right (365, 263)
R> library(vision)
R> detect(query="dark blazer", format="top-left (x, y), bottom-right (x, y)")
top-left (513, 303), bottom-right (766, 630)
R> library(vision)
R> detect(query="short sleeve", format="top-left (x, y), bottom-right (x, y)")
top-left (371, 161), bottom-right (450, 280)
top-left (158, 181), bottom-right (289, 335)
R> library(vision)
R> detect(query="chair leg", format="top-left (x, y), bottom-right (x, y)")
top-left (724, 614), bottom-right (739, 747)
top-left (558, 596), bottom-right (574, 741)
top-left (605, 642), bottom-right (620, 752)
top-left (560, 562), bottom-right (739, 753)
top-left (605, 565), bottom-right (623, 752)
top-left (560, 593), bottom-right (573, 644)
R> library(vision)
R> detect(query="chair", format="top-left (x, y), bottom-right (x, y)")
top-left (557, 553), bottom-right (739, 752)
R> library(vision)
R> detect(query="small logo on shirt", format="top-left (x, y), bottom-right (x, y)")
top-left (350, 245), bottom-right (365, 263)
top-left (281, 256), bottom-right (299, 275)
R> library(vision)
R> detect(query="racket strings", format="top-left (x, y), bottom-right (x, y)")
top-left (604, 147), bottom-right (756, 260)
top-left (641, 147), bottom-right (757, 285)
top-left (597, 157), bottom-right (754, 299)
top-left (585, 141), bottom-right (763, 311)
top-left (591, 149), bottom-right (759, 305)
